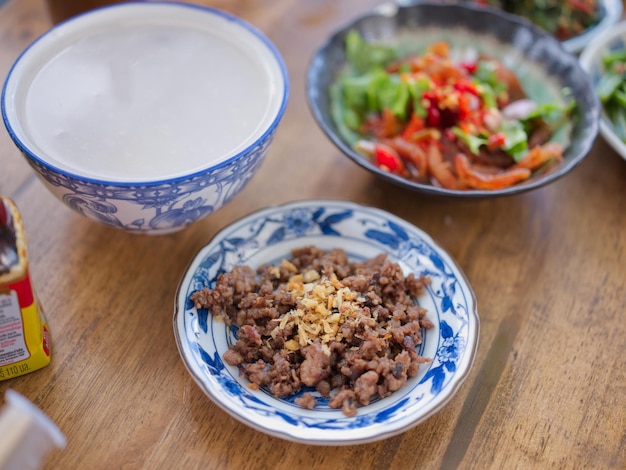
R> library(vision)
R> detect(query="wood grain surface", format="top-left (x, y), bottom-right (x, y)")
top-left (0, 1), bottom-right (624, 469)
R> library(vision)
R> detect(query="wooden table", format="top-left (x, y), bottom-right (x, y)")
top-left (1, 0), bottom-right (625, 468)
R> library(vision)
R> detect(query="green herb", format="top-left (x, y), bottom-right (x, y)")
top-left (345, 30), bottom-right (396, 74)
top-left (452, 127), bottom-right (487, 155)
top-left (376, 74), bottom-right (411, 120)
top-left (407, 77), bottom-right (431, 118)
top-left (596, 74), bottom-right (625, 103)
top-left (474, 60), bottom-right (507, 98)
top-left (474, 0), bottom-right (600, 40)
top-left (596, 49), bottom-right (626, 143)
top-left (500, 120), bottom-right (529, 161)
top-left (453, 120), bottom-right (530, 162)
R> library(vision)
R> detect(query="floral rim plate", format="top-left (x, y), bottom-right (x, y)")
top-left (173, 200), bottom-right (479, 445)
top-left (579, 20), bottom-right (626, 163)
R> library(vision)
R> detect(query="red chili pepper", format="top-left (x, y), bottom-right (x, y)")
top-left (0, 201), bottom-right (7, 226)
top-left (460, 61), bottom-right (478, 74)
top-left (454, 80), bottom-right (479, 96)
top-left (374, 144), bottom-right (404, 173)
top-left (457, 93), bottom-right (472, 121)
top-left (426, 106), bottom-right (441, 128)
top-left (422, 90), bottom-right (438, 103)
top-left (487, 132), bottom-right (506, 150)
top-left (444, 128), bottom-right (456, 142)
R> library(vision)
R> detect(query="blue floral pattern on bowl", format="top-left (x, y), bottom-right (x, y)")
top-left (26, 135), bottom-right (272, 234)
top-left (174, 200), bottom-right (479, 445)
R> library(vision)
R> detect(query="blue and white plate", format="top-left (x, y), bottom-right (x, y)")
top-left (173, 200), bottom-right (479, 445)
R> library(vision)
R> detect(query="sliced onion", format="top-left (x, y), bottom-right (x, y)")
top-left (502, 99), bottom-right (538, 120)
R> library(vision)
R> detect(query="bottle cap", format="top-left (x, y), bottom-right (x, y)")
top-left (0, 389), bottom-right (66, 469)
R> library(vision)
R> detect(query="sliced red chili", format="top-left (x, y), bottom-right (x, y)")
top-left (454, 80), bottom-right (479, 96)
top-left (422, 90), bottom-right (438, 102)
top-left (374, 144), bottom-right (404, 173)
top-left (426, 106), bottom-right (441, 128)
top-left (0, 201), bottom-right (7, 226)
top-left (458, 93), bottom-right (472, 121)
top-left (487, 132), bottom-right (506, 150)
top-left (460, 61), bottom-right (478, 74)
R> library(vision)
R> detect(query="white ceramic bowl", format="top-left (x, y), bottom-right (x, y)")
top-left (1, 2), bottom-right (289, 234)
top-left (174, 199), bottom-right (479, 445)
top-left (580, 20), bottom-right (626, 163)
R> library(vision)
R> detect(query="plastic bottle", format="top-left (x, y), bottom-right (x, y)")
top-left (0, 389), bottom-right (66, 469)
top-left (0, 196), bottom-right (52, 380)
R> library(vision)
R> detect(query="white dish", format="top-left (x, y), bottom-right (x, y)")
top-left (174, 200), bottom-right (479, 445)
top-left (564, 0), bottom-right (622, 53)
top-left (580, 20), bottom-right (626, 163)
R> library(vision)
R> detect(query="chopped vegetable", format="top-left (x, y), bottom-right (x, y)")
top-left (332, 32), bottom-right (573, 190)
top-left (472, 0), bottom-right (601, 41)
top-left (596, 48), bottom-right (626, 143)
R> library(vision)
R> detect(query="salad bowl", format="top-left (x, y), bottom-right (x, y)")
top-left (454, 0), bottom-right (623, 53)
top-left (563, 0), bottom-right (624, 53)
top-left (307, 2), bottom-right (599, 198)
top-left (535, 0), bottom-right (622, 53)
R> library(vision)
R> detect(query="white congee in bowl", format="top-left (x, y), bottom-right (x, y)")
top-left (2, 2), bottom-right (289, 234)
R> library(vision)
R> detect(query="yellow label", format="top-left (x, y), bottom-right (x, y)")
top-left (0, 196), bottom-right (52, 381)
top-left (0, 296), bottom-right (50, 381)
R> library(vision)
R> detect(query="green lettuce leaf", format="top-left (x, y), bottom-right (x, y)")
top-left (452, 127), bottom-right (487, 155)
top-left (500, 120), bottom-right (528, 161)
top-left (345, 30), bottom-right (396, 74)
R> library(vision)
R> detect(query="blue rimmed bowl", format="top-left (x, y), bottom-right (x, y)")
top-left (1, 2), bottom-right (289, 234)
top-left (174, 199), bottom-right (479, 445)
top-left (306, 2), bottom-right (599, 198)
